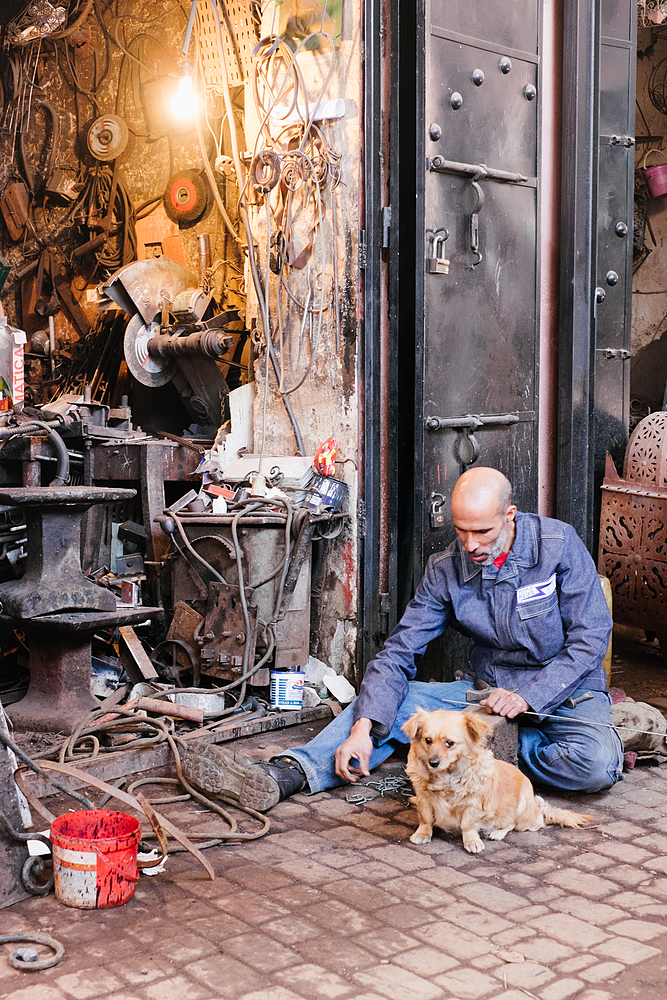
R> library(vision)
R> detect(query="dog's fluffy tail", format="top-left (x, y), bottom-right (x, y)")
top-left (536, 796), bottom-right (592, 828)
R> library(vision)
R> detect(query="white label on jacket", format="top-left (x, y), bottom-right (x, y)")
top-left (516, 573), bottom-right (556, 604)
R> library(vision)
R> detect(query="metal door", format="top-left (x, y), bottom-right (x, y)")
top-left (557, 0), bottom-right (635, 550)
top-left (416, 0), bottom-right (540, 585)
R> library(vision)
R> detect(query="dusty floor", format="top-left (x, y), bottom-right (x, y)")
top-left (2, 626), bottom-right (667, 1000)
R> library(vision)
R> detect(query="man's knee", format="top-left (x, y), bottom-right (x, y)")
top-left (553, 733), bottom-right (622, 792)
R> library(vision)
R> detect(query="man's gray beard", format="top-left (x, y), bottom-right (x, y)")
top-left (478, 521), bottom-right (512, 566)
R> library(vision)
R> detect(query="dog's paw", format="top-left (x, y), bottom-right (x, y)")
top-left (410, 830), bottom-right (432, 845)
top-left (462, 832), bottom-right (485, 853)
top-left (487, 827), bottom-right (511, 841)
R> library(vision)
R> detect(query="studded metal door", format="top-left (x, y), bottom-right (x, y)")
top-left (416, 1), bottom-right (540, 578)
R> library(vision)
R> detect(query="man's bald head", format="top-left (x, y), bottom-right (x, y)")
top-left (451, 468), bottom-right (516, 565)
top-left (451, 467), bottom-right (513, 516)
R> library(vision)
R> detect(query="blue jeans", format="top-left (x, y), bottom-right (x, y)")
top-left (283, 680), bottom-right (624, 795)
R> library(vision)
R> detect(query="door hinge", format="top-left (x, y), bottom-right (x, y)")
top-left (358, 230), bottom-right (367, 270)
top-left (381, 206), bottom-right (391, 249)
top-left (357, 498), bottom-right (366, 536)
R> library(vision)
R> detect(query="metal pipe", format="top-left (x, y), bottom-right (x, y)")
top-left (48, 315), bottom-right (56, 378)
top-left (199, 234), bottom-right (212, 285)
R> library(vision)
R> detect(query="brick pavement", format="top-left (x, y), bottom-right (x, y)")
top-left (2, 729), bottom-right (667, 1000)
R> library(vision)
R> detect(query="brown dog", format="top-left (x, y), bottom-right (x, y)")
top-left (403, 708), bottom-right (592, 853)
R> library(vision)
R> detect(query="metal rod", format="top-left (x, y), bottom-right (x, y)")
top-left (428, 157), bottom-right (537, 187)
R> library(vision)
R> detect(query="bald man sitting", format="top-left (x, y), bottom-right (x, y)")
top-left (184, 467), bottom-right (623, 810)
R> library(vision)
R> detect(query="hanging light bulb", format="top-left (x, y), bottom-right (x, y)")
top-left (172, 62), bottom-right (197, 119)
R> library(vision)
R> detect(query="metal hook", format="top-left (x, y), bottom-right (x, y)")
top-left (469, 167), bottom-right (487, 269)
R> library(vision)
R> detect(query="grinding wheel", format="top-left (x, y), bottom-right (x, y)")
top-left (124, 313), bottom-right (177, 387)
top-left (164, 170), bottom-right (210, 223)
top-left (87, 115), bottom-right (129, 162)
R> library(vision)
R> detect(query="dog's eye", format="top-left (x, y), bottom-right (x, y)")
top-left (444, 740), bottom-right (455, 748)
top-left (424, 737), bottom-right (432, 745)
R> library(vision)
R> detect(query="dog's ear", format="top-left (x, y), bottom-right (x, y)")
top-left (402, 710), bottom-right (426, 740)
top-left (463, 711), bottom-right (491, 744)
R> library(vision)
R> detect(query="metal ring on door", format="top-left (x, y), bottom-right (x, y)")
top-left (456, 429), bottom-right (479, 467)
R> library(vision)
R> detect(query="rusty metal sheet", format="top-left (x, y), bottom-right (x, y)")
top-left (102, 258), bottom-right (197, 326)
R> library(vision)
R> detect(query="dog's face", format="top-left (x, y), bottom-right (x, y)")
top-left (403, 708), bottom-right (490, 773)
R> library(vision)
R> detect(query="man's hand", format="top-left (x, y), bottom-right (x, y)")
top-left (480, 687), bottom-right (529, 718)
top-left (335, 718), bottom-right (373, 782)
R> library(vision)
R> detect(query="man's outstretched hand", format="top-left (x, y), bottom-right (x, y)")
top-left (334, 718), bottom-right (373, 782)
top-left (480, 687), bottom-right (529, 718)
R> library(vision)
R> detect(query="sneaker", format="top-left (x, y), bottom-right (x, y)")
top-left (181, 743), bottom-right (306, 811)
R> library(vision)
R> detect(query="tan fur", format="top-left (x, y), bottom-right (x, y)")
top-left (403, 708), bottom-right (592, 853)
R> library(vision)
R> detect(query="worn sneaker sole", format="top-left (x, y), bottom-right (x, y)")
top-left (180, 743), bottom-right (280, 811)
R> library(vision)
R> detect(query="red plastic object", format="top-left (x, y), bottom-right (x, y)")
top-left (50, 810), bottom-right (141, 909)
top-left (313, 437), bottom-right (337, 476)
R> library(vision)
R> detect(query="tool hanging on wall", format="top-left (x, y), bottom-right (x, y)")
top-left (86, 114), bottom-right (129, 162)
top-left (164, 170), bottom-right (212, 226)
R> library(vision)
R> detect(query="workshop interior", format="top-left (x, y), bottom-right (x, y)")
top-left (1, 0), bottom-right (667, 952)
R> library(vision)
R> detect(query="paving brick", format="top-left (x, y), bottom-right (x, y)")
top-left (114, 960), bottom-right (165, 986)
top-left (55, 970), bottom-right (126, 999)
top-left (501, 872), bottom-right (540, 888)
top-left (376, 903), bottom-right (438, 928)
top-left (546, 896), bottom-right (626, 926)
top-left (318, 825), bottom-right (388, 849)
top-left (392, 945), bottom-right (461, 976)
top-left (635, 831), bottom-right (667, 853)
top-left (592, 840), bottom-right (654, 864)
top-left (642, 876), bottom-right (667, 897)
top-left (222, 931), bottom-right (298, 972)
top-left (642, 855), bottom-right (667, 874)
top-left (527, 886), bottom-right (566, 902)
top-left (237, 989), bottom-right (305, 1000)
top-left (497, 961), bottom-right (555, 988)
top-left (604, 889), bottom-right (658, 910)
top-left (342, 860), bottom-right (403, 881)
top-left (471, 953), bottom-right (503, 970)
top-left (577, 990), bottom-right (613, 1000)
top-left (521, 860), bottom-right (559, 875)
top-left (300, 898), bottom-right (379, 935)
top-left (326, 878), bottom-right (400, 911)
top-left (503, 904), bottom-right (551, 922)
top-left (520, 938), bottom-right (576, 963)
top-left (454, 881), bottom-right (527, 913)
top-left (342, 811), bottom-right (398, 835)
top-left (355, 926), bottom-right (421, 957)
top-left (364, 844), bottom-right (437, 872)
top-left (528, 914), bottom-right (609, 949)
top-left (315, 847), bottom-right (371, 869)
top-left (143, 977), bottom-right (211, 1000)
top-left (605, 917), bottom-right (664, 941)
top-left (269, 883), bottom-right (326, 908)
top-left (432, 901), bottom-right (513, 936)
top-left (543, 869), bottom-right (617, 898)
top-left (275, 857), bottom-right (350, 887)
top-left (294, 935), bottom-right (377, 973)
top-left (264, 915), bottom-right (330, 945)
top-left (433, 966), bottom-right (502, 998)
top-left (592, 935), bottom-right (662, 964)
top-left (269, 830), bottom-right (335, 854)
top-left (413, 920), bottom-right (493, 960)
top-left (379, 874), bottom-right (454, 908)
top-left (275, 963), bottom-right (356, 999)
top-left (212, 889), bottom-right (291, 924)
top-left (598, 820), bottom-right (646, 839)
top-left (538, 979), bottom-right (586, 1000)
top-left (555, 956), bottom-right (599, 974)
top-left (602, 864), bottom-right (655, 887)
top-left (223, 864), bottom-right (296, 891)
top-left (187, 911), bottom-right (252, 941)
top-left (364, 795), bottom-right (406, 814)
top-left (415, 866), bottom-right (477, 888)
top-left (150, 932), bottom-right (218, 964)
top-left (490, 928), bottom-right (538, 947)
top-left (579, 963), bottom-right (626, 982)
top-left (570, 854), bottom-right (613, 872)
top-left (188, 954), bottom-right (263, 998)
top-left (232, 842), bottom-right (303, 865)
top-left (1, 988), bottom-right (68, 1000)
top-left (354, 963), bottom-right (443, 1000)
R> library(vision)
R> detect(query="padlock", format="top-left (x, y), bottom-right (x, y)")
top-left (430, 493), bottom-right (446, 528)
top-left (427, 230), bottom-right (449, 275)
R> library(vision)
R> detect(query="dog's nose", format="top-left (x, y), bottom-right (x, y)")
top-left (428, 756), bottom-right (440, 768)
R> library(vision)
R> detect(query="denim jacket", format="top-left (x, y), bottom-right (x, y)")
top-left (354, 512), bottom-right (612, 732)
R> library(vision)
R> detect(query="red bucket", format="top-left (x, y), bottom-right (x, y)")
top-left (642, 149), bottom-right (667, 199)
top-left (50, 810), bottom-right (141, 909)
